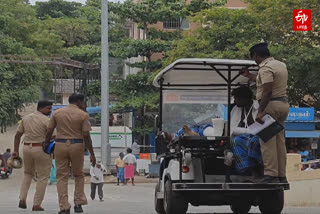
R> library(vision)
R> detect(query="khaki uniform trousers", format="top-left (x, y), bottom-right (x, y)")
top-left (54, 141), bottom-right (87, 210)
top-left (20, 145), bottom-right (52, 206)
top-left (261, 101), bottom-right (289, 177)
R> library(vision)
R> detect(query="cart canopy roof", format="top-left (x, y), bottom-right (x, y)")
top-left (153, 58), bottom-right (259, 89)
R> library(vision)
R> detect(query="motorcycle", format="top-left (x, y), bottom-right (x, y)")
top-left (0, 167), bottom-right (11, 179)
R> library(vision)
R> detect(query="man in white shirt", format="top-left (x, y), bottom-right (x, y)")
top-left (90, 161), bottom-right (106, 202)
top-left (230, 87), bottom-right (263, 177)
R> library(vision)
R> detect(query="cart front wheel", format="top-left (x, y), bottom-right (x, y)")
top-left (164, 179), bottom-right (188, 214)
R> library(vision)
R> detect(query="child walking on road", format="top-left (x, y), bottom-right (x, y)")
top-left (115, 152), bottom-right (125, 185)
top-left (123, 148), bottom-right (137, 186)
top-left (90, 161), bottom-right (106, 202)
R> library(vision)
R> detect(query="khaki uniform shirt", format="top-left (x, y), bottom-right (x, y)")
top-left (48, 104), bottom-right (91, 139)
top-left (17, 111), bottom-right (50, 144)
top-left (256, 57), bottom-right (288, 100)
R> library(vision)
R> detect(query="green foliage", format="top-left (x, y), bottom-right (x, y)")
top-left (28, 29), bottom-right (65, 56)
top-left (110, 39), bottom-right (171, 60)
top-left (44, 17), bottom-right (95, 47)
top-left (167, 0), bottom-right (320, 109)
top-left (66, 45), bottom-right (101, 63)
top-left (126, 60), bottom-right (163, 70)
top-left (87, 80), bottom-right (101, 102)
top-left (147, 28), bottom-right (182, 40)
top-left (0, 33), bottom-right (48, 131)
top-left (0, 0), bottom-right (38, 43)
top-left (187, 0), bottom-right (226, 14)
top-left (35, 0), bottom-right (82, 19)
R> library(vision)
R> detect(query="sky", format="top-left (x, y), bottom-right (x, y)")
top-left (29, 0), bottom-right (87, 5)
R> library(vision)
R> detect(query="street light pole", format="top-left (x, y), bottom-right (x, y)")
top-left (101, 0), bottom-right (110, 170)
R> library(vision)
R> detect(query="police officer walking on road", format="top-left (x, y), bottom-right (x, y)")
top-left (13, 100), bottom-right (53, 211)
top-left (241, 43), bottom-right (289, 183)
top-left (45, 94), bottom-right (96, 214)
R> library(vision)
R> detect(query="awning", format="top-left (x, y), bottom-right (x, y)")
top-left (286, 130), bottom-right (320, 138)
top-left (86, 105), bottom-right (113, 114)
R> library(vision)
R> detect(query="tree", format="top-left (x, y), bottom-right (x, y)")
top-left (109, 0), bottom-right (188, 72)
top-left (0, 0), bottom-right (38, 43)
top-left (166, 0), bottom-right (320, 108)
top-left (35, 0), bottom-right (82, 19)
top-left (0, 33), bottom-right (51, 131)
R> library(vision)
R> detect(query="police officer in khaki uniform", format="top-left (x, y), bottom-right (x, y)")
top-left (45, 93), bottom-right (96, 214)
top-left (13, 100), bottom-right (53, 211)
top-left (242, 43), bottom-right (289, 183)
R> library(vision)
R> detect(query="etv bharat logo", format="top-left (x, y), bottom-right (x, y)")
top-left (293, 9), bottom-right (311, 31)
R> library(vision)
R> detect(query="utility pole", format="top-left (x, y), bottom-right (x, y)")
top-left (101, 0), bottom-right (110, 170)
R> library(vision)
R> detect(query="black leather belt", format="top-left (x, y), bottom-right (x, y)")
top-left (55, 139), bottom-right (83, 143)
top-left (270, 96), bottom-right (288, 102)
top-left (258, 96), bottom-right (288, 103)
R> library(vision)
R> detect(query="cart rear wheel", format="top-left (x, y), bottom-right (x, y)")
top-left (164, 179), bottom-right (188, 214)
top-left (154, 182), bottom-right (165, 214)
top-left (259, 189), bottom-right (284, 214)
top-left (230, 201), bottom-right (251, 214)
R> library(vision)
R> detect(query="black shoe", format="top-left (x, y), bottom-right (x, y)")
top-left (18, 200), bottom-right (27, 209)
top-left (74, 205), bottom-right (83, 213)
top-left (279, 176), bottom-right (288, 183)
top-left (257, 175), bottom-right (279, 183)
top-left (58, 209), bottom-right (70, 214)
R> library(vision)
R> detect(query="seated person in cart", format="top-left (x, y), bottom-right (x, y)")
top-left (230, 86), bottom-right (263, 176)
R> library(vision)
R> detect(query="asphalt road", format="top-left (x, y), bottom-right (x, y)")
top-left (1, 174), bottom-right (320, 214)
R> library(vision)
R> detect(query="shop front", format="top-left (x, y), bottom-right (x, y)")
top-left (285, 107), bottom-right (320, 167)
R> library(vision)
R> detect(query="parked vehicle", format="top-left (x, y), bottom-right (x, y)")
top-left (0, 167), bottom-right (11, 179)
top-left (83, 126), bottom-right (132, 174)
top-left (153, 58), bottom-right (289, 214)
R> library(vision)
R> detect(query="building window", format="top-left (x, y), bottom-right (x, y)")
top-left (163, 18), bottom-right (189, 30)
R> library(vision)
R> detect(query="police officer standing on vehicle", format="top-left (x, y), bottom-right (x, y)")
top-left (45, 94), bottom-right (96, 214)
top-left (13, 100), bottom-right (53, 211)
top-left (241, 43), bottom-right (289, 183)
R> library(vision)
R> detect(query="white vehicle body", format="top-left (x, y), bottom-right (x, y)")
top-left (83, 126), bottom-right (132, 173)
top-left (153, 59), bottom-right (288, 214)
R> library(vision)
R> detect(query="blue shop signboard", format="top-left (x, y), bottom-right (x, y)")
top-left (286, 107), bottom-right (314, 121)
top-left (285, 107), bottom-right (315, 131)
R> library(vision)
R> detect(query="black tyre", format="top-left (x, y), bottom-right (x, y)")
top-left (259, 189), bottom-right (284, 214)
top-left (154, 182), bottom-right (165, 214)
top-left (164, 179), bottom-right (188, 214)
top-left (230, 201), bottom-right (251, 214)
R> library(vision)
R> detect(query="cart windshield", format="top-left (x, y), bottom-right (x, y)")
top-left (162, 90), bottom-right (227, 133)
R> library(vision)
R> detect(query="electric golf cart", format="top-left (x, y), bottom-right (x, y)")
top-left (153, 58), bottom-right (289, 214)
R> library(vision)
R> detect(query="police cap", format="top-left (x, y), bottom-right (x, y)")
top-left (249, 42), bottom-right (268, 58)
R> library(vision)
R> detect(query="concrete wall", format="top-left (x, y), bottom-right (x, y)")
top-left (285, 154), bottom-right (320, 206)
top-left (285, 179), bottom-right (320, 207)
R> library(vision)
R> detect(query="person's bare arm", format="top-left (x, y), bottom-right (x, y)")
top-left (13, 132), bottom-right (23, 157)
top-left (240, 67), bottom-right (257, 81)
top-left (83, 131), bottom-right (96, 166)
top-left (256, 82), bottom-right (273, 124)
